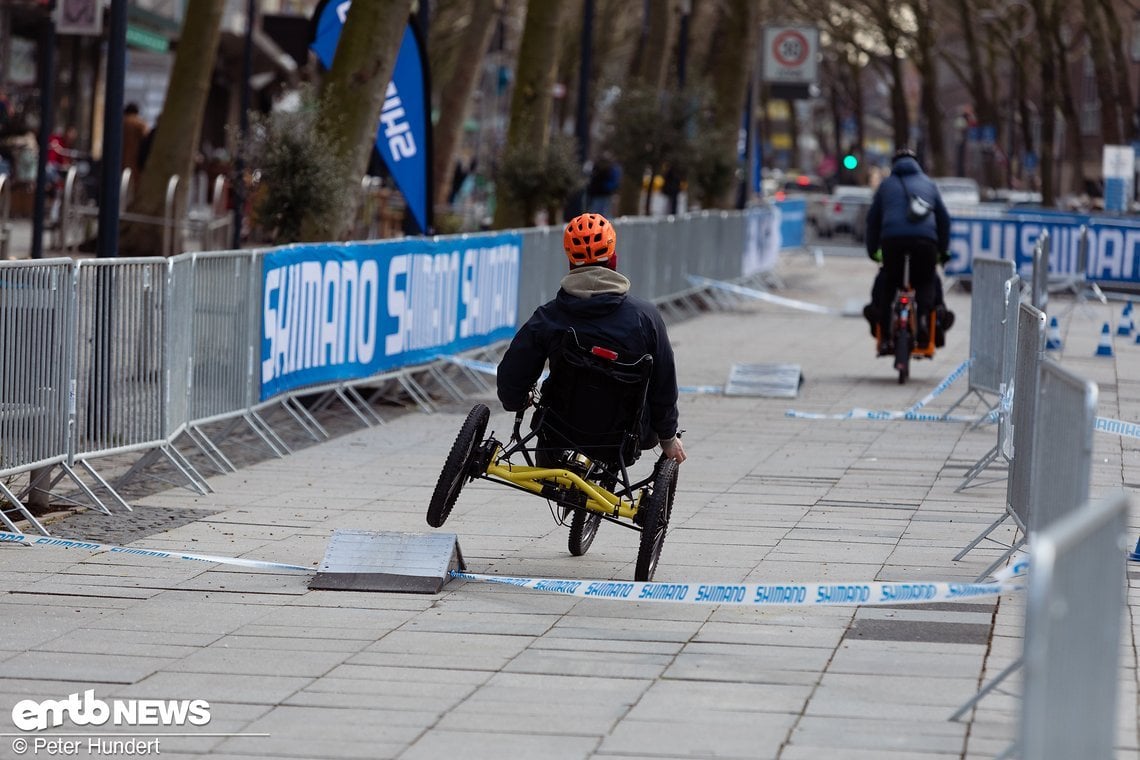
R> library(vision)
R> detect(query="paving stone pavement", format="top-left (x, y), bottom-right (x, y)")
top-left (0, 249), bottom-right (1137, 760)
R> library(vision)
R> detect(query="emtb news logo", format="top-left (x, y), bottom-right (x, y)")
top-left (11, 690), bottom-right (210, 731)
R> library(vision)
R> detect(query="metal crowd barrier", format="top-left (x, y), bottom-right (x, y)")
top-left (946, 256), bottom-right (1015, 417)
top-left (1055, 224), bottom-right (1108, 315)
top-left (514, 211), bottom-right (753, 329)
top-left (952, 357), bottom-right (1098, 721)
top-left (1028, 360), bottom-right (1097, 532)
top-left (953, 303), bottom-right (1045, 576)
top-left (181, 250), bottom-right (270, 470)
top-left (0, 260), bottom-right (74, 533)
top-left (957, 274), bottom-right (1021, 491)
top-left (1006, 305), bottom-right (1048, 536)
top-left (1019, 492), bottom-right (1129, 760)
top-left (71, 259), bottom-right (210, 506)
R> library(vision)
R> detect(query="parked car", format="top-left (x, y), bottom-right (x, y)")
top-left (815, 185), bottom-right (874, 238)
top-left (934, 177), bottom-right (982, 206)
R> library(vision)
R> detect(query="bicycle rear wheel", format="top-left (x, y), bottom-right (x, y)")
top-left (894, 327), bottom-right (911, 384)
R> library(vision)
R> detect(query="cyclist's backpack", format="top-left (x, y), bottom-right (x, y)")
top-left (899, 175), bottom-right (933, 223)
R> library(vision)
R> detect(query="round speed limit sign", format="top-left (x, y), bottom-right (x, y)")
top-left (763, 26), bottom-right (819, 83)
top-left (772, 29), bottom-right (809, 67)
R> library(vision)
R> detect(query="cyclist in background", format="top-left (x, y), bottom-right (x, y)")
top-left (862, 147), bottom-right (952, 349)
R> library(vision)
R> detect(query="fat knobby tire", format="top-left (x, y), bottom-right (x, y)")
top-left (568, 509), bottom-right (601, 556)
top-left (426, 404), bottom-right (490, 528)
top-left (635, 458), bottom-right (677, 581)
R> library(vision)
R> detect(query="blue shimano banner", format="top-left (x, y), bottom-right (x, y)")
top-left (310, 2), bottom-right (432, 233)
top-left (260, 234), bottom-right (521, 400)
top-left (945, 210), bottom-right (1140, 285)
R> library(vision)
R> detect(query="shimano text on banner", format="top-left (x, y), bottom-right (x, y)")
top-left (260, 235), bottom-right (521, 400)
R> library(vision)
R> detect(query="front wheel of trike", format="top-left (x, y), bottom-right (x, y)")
top-left (426, 404), bottom-right (490, 528)
top-left (634, 458), bottom-right (678, 582)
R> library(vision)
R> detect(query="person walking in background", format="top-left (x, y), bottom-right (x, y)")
top-left (585, 153), bottom-right (620, 216)
top-left (121, 103), bottom-right (148, 177)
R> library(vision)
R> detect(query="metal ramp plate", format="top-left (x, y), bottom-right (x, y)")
top-left (724, 363), bottom-right (804, 398)
top-left (309, 530), bottom-right (464, 594)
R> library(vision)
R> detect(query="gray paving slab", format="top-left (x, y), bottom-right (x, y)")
top-left (0, 250), bottom-right (1136, 759)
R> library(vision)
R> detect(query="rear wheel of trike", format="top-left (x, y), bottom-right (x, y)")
top-left (426, 404), bottom-right (490, 528)
top-left (568, 509), bottom-right (602, 556)
top-left (635, 458), bottom-right (678, 581)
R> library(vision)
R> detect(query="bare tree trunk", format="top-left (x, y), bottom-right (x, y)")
top-left (1081, 0), bottom-right (1124, 144)
top-left (912, 0), bottom-right (945, 175)
top-left (617, 0), bottom-right (679, 216)
top-left (1097, 0), bottom-right (1136, 140)
top-left (887, 52), bottom-right (909, 148)
top-left (1053, 16), bottom-right (1086, 195)
top-left (955, 0), bottom-right (996, 130)
top-left (1033, 0), bottom-right (1059, 206)
top-left (302, 0), bottom-right (414, 242)
top-left (432, 0), bottom-right (500, 208)
top-left (687, 0), bottom-right (721, 85)
top-left (492, 0), bottom-right (570, 229)
top-left (705, 0), bottom-right (757, 208)
top-left (119, 0), bottom-right (225, 256)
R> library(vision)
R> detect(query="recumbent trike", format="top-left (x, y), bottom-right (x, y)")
top-left (425, 329), bottom-right (677, 581)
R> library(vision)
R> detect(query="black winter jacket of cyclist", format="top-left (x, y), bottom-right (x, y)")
top-left (864, 156), bottom-right (951, 258)
top-left (497, 266), bottom-right (680, 443)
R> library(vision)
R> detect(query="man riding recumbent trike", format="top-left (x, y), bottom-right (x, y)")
top-left (425, 213), bottom-right (686, 582)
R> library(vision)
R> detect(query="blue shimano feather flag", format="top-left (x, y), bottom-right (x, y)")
top-left (310, 1), bottom-right (433, 234)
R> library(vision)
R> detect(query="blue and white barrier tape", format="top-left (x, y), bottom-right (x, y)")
top-left (786, 359), bottom-right (989, 423)
top-left (451, 571), bottom-right (1019, 606)
top-left (445, 356), bottom-right (502, 377)
top-left (678, 385), bottom-right (725, 395)
top-left (2, 530), bottom-right (1030, 605)
top-left (1095, 416), bottom-right (1140, 440)
top-left (786, 407), bottom-right (982, 422)
top-left (688, 275), bottom-right (839, 315)
top-left (0, 532), bottom-right (313, 573)
top-left (904, 359), bottom-right (971, 414)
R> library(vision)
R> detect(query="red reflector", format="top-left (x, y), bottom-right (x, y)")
top-left (591, 346), bottom-right (618, 360)
top-left (900, 296), bottom-right (909, 304)
top-left (834, 203), bottom-right (842, 212)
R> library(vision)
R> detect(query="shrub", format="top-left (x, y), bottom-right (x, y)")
top-left (243, 87), bottom-right (351, 244)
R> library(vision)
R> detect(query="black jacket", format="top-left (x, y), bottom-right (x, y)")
top-left (865, 156), bottom-right (951, 257)
top-left (497, 267), bottom-right (680, 442)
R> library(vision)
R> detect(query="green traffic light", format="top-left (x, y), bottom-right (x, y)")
top-left (842, 154), bottom-right (858, 170)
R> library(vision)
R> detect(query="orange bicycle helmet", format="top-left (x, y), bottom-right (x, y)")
top-left (563, 213), bottom-right (616, 266)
